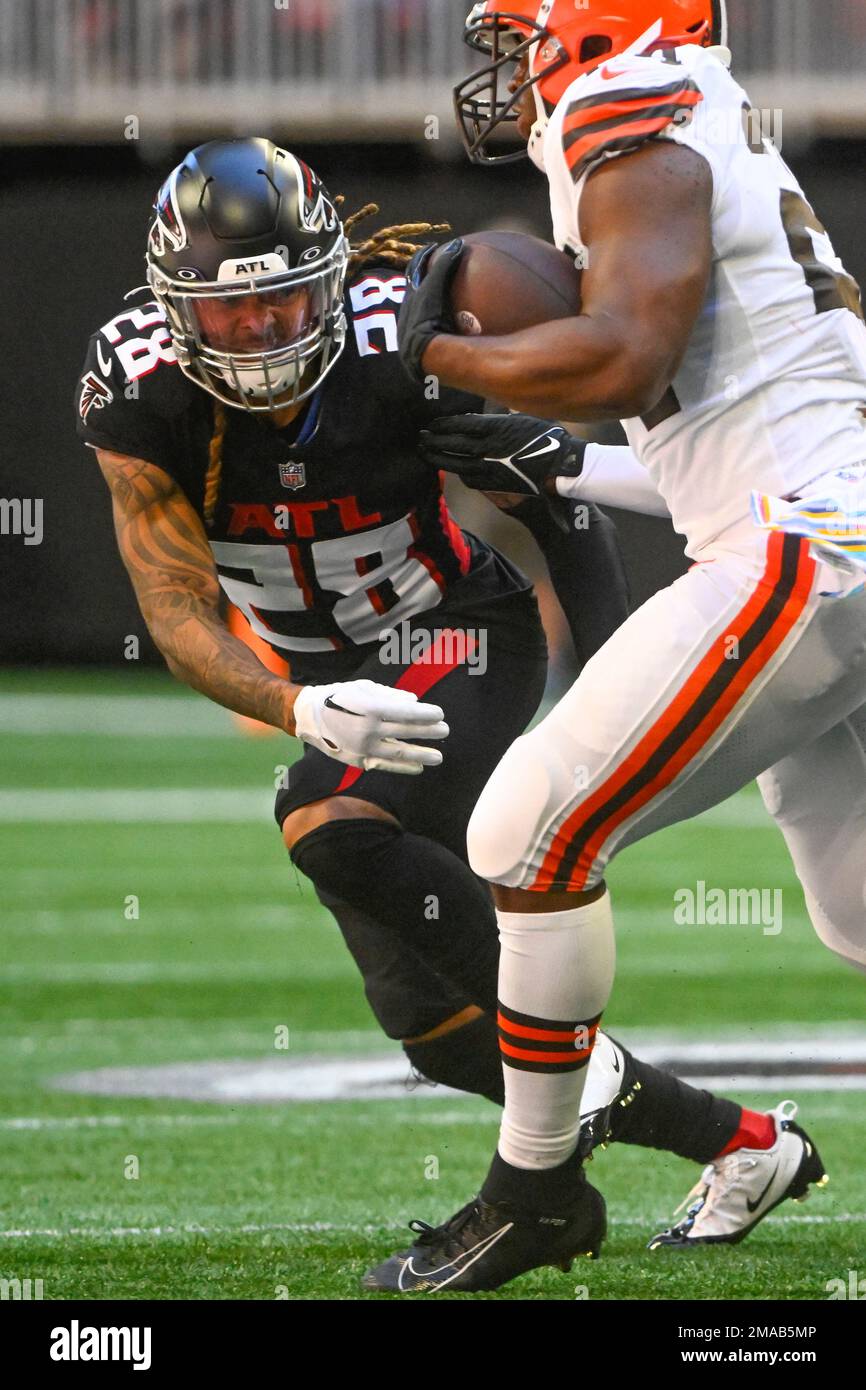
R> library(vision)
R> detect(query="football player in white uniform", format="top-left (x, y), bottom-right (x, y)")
top-left (364, 0), bottom-right (866, 1292)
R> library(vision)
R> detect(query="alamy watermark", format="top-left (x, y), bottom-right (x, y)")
top-left (672, 103), bottom-right (784, 151)
top-left (826, 1269), bottom-right (866, 1300)
top-left (378, 619), bottom-right (488, 676)
top-left (0, 1275), bottom-right (44, 1300)
top-left (50, 1321), bottom-right (152, 1370)
top-left (673, 880), bottom-right (783, 936)
top-left (0, 498), bottom-right (43, 545)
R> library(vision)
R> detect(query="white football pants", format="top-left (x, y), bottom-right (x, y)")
top-left (467, 530), bottom-right (866, 974)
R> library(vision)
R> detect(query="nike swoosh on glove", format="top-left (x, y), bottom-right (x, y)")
top-left (397, 239), bottom-right (465, 385)
top-left (418, 413), bottom-right (586, 497)
top-left (293, 678), bottom-right (449, 775)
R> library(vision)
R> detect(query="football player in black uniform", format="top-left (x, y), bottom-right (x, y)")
top-left (76, 138), bottom-right (800, 1281)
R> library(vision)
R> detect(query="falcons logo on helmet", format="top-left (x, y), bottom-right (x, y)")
top-left (289, 154), bottom-right (339, 235)
top-left (148, 166), bottom-right (188, 259)
top-left (79, 371), bottom-right (113, 420)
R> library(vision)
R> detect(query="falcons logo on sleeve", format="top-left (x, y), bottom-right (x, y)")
top-left (79, 371), bottom-right (114, 420)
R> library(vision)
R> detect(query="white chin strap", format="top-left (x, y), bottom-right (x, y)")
top-left (221, 361), bottom-right (300, 402)
top-left (527, 106), bottom-right (547, 173)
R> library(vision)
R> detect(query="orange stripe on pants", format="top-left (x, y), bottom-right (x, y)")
top-left (532, 534), bottom-right (816, 890)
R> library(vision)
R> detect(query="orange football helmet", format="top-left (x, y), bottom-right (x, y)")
top-left (454, 0), bottom-right (727, 164)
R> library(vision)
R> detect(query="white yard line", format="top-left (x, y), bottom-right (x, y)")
top-left (3, 904), bottom-right (801, 938)
top-left (0, 1024), bottom-right (382, 1043)
top-left (0, 785), bottom-right (788, 830)
top-left (6, 1021), bottom-right (860, 1043)
top-left (0, 693), bottom-right (236, 738)
top-left (1, 1213), bottom-right (862, 1241)
top-left (0, 1221), bottom-right (393, 1239)
top-left (0, 788), bottom-right (274, 822)
top-left (1, 906), bottom-right (301, 935)
top-left (0, 1114), bottom-right (245, 1130)
top-left (0, 1109), bottom-right (492, 1132)
top-left (0, 962), bottom-right (342, 983)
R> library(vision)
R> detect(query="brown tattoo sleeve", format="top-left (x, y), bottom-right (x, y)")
top-left (96, 449), bottom-right (299, 732)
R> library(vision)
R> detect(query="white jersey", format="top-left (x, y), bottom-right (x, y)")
top-left (542, 43), bottom-right (866, 558)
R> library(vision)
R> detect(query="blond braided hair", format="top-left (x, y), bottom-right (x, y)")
top-left (204, 398), bottom-right (227, 527)
top-left (203, 201), bottom-right (450, 527)
top-left (338, 198), bottom-right (450, 274)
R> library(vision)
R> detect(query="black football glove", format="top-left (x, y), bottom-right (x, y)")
top-left (418, 412), bottom-right (587, 497)
top-left (397, 239), bottom-right (465, 385)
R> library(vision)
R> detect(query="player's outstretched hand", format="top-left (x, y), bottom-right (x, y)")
top-left (397, 239), bottom-right (464, 385)
top-left (293, 679), bottom-right (449, 775)
top-left (419, 413), bottom-right (586, 496)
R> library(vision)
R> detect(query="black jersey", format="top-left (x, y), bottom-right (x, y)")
top-left (76, 264), bottom-right (543, 682)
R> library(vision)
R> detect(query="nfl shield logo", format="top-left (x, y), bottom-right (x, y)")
top-left (280, 458), bottom-right (307, 490)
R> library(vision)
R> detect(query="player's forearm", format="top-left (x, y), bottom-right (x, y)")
top-left (424, 318), bottom-right (669, 422)
top-left (559, 444), bottom-right (671, 518)
top-left (142, 592), bottom-right (298, 732)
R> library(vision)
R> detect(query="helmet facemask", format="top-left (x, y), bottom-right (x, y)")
top-left (148, 239), bottom-right (349, 412)
top-left (453, 6), bottom-right (568, 165)
top-left (455, 2), bottom-right (728, 168)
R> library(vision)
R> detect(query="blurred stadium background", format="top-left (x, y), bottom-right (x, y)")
top-left (4, 0), bottom-right (866, 671)
top-left (1, 1), bottom-right (865, 1301)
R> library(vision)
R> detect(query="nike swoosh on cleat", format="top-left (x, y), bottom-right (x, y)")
top-left (746, 1165), bottom-right (780, 1214)
top-left (399, 1222), bottom-right (513, 1291)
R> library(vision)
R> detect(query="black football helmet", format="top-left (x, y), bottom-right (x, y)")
top-left (145, 138), bottom-right (349, 412)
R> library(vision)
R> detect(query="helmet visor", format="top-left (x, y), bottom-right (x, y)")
top-left (191, 284), bottom-right (317, 355)
top-left (148, 234), bottom-right (349, 411)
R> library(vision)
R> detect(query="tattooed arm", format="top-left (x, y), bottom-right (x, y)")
top-left (96, 449), bottom-right (300, 732)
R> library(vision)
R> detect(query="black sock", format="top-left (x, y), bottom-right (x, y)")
top-left (481, 1147), bottom-right (586, 1212)
top-left (404, 1013), bottom-right (505, 1105)
top-left (610, 1039), bottom-right (741, 1163)
top-left (290, 818), bottom-right (500, 1013)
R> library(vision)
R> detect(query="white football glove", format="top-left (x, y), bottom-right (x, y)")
top-left (292, 679), bottom-right (449, 775)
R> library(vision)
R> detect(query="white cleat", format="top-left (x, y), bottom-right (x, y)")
top-left (577, 1031), bottom-right (642, 1159)
top-left (648, 1100), bottom-right (828, 1249)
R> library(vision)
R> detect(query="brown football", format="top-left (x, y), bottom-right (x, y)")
top-left (446, 230), bottom-right (582, 337)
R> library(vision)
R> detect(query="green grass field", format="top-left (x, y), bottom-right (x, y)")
top-left (1, 669), bottom-right (864, 1301)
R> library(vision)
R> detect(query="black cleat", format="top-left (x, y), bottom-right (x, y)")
top-left (362, 1182), bottom-right (606, 1293)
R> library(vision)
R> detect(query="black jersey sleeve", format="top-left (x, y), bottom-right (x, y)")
top-left (73, 294), bottom-right (199, 489)
top-left (75, 331), bottom-right (175, 469)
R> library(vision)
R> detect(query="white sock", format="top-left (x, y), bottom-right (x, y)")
top-left (496, 890), bottom-right (616, 1171)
